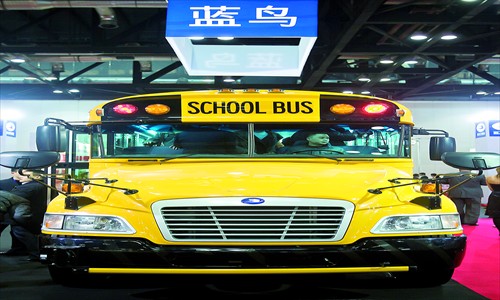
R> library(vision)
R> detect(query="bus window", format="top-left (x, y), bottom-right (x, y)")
top-left (90, 123), bottom-right (407, 158)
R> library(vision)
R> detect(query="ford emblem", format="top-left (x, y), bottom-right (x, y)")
top-left (241, 197), bottom-right (265, 205)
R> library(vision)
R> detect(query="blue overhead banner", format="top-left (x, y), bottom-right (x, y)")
top-left (166, 0), bottom-right (317, 37)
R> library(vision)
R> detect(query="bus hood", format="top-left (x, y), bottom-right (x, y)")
top-left (92, 160), bottom-right (413, 206)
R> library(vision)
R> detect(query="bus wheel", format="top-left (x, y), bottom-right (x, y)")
top-left (391, 268), bottom-right (454, 287)
top-left (48, 266), bottom-right (92, 286)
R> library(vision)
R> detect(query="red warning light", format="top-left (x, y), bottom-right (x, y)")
top-left (112, 104), bottom-right (138, 115)
top-left (362, 103), bottom-right (389, 115)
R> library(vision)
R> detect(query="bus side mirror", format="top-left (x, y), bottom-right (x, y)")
top-left (429, 137), bottom-right (456, 161)
top-left (36, 125), bottom-right (67, 152)
top-left (441, 152), bottom-right (500, 170)
top-left (0, 151), bottom-right (60, 169)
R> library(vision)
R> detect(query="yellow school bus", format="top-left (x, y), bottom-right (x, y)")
top-left (6, 89), bottom-right (499, 286)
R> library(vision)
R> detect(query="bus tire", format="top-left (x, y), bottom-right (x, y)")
top-left (391, 268), bottom-right (454, 287)
top-left (48, 266), bottom-right (94, 286)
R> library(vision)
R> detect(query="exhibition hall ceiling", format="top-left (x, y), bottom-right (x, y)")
top-left (0, 0), bottom-right (499, 101)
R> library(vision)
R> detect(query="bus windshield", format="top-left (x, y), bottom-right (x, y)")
top-left (91, 123), bottom-right (411, 158)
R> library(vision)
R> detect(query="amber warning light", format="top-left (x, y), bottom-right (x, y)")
top-left (145, 104), bottom-right (170, 115)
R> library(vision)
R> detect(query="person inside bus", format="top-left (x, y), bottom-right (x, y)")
top-left (172, 125), bottom-right (243, 154)
top-left (234, 129), bottom-right (284, 154)
top-left (281, 126), bottom-right (356, 147)
top-left (278, 131), bottom-right (345, 154)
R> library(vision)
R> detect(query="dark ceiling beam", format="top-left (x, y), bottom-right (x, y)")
top-left (340, 44), bottom-right (499, 55)
top-left (60, 62), bottom-right (104, 84)
top-left (302, 0), bottom-right (386, 89)
top-left (395, 52), bottom-right (499, 99)
top-left (3, 82), bottom-right (498, 101)
top-left (361, 0), bottom-right (499, 96)
top-left (0, 46), bottom-right (175, 55)
top-left (96, 10), bottom-right (166, 46)
top-left (365, 25), bottom-right (412, 47)
top-left (0, 10), bottom-right (59, 39)
top-left (142, 61), bottom-right (183, 83)
top-left (367, 15), bottom-right (500, 25)
top-left (466, 65), bottom-right (500, 85)
top-left (326, 67), bottom-right (446, 74)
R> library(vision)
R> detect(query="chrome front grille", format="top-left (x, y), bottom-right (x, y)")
top-left (152, 198), bottom-right (354, 242)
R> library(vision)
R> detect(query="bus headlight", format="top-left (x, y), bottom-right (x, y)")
top-left (371, 214), bottom-right (461, 233)
top-left (43, 214), bottom-right (135, 234)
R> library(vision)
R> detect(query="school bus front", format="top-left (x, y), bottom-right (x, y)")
top-left (39, 90), bottom-right (465, 286)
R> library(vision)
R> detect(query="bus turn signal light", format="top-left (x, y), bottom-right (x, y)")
top-left (330, 103), bottom-right (355, 115)
top-left (145, 104), bottom-right (170, 115)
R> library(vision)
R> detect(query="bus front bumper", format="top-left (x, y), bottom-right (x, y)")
top-left (39, 235), bottom-right (466, 275)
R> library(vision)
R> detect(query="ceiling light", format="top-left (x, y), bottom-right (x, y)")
top-left (223, 77), bottom-right (235, 83)
top-left (52, 89), bottom-right (64, 94)
top-left (441, 33), bottom-right (458, 40)
top-left (379, 57), bottom-right (394, 64)
top-left (404, 58), bottom-right (419, 64)
top-left (358, 75), bottom-right (370, 82)
top-left (380, 77), bottom-right (391, 82)
top-left (68, 88), bottom-right (80, 93)
top-left (217, 37), bottom-right (234, 41)
top-left (410, 31), bottom-right (428, 41)
top-left (476, 91), bottom-right (487, 95)
top-left (9, 57), bottom-right (26, 63)
top-left (189, 37), bottom-right (205, 40)
top-left (361, 91), bottom-right (371, 94)
top-left (342, 90), bottom-right (353, 94)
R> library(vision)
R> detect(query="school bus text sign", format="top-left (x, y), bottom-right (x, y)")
top-left (181, 94), bottom-right (320, 122)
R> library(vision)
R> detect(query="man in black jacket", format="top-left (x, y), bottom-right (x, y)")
top-left (0, 168), bottom-right (26, 255)
top-left (0, 169), bottom-right (48, 261)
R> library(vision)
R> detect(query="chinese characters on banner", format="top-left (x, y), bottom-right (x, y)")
top-left (165, 0), bottom-right (317, 76)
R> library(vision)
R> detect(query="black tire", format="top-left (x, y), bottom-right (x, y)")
top-left (391, 268), bottom-right (454, 287)
top-left (48, 266), bottom-right (102, 286)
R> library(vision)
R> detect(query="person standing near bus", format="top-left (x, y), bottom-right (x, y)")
top-left (443, 170), bottom-right (486, 226)
top-left (0, 170), bottom-right (48, 261)
top-left (485, 167), bottom-right (500, 235)
top-left (0, 168), bottom-right (26, 256)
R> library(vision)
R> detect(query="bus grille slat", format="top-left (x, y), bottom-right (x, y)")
top-left (158, 206), bottom-right (347, 241)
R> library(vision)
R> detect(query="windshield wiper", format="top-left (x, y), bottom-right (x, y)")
top-left (127, 154), bottom-right (197, 162)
